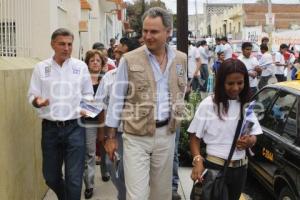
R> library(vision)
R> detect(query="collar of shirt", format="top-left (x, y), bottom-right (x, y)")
top-left (143, 44), bottom-right (176, 81)
top-left (51, 57), bottom-right (72, 69)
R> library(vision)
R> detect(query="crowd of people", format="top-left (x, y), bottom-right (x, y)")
top-left (27, 5), bottom-right (300, 200)
top-left (28, 7), bottom-right (185, 200)
top-left (188, 35), bottom-right (300, 98)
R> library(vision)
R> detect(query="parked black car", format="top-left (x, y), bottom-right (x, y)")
top-left (249, 81), bottom-right (300, 200)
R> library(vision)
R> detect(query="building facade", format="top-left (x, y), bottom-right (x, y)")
top-left (0, 0), bottom-right (125, 60)
top-left (204, 3), bottom-right (235, 36)
top-left (188, 14), bottom-right (205, 38)
top-left (210, 4), bottom-right (300, 42)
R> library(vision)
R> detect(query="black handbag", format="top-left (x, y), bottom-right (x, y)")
top-left (190, 111), bottom-right (244, 200)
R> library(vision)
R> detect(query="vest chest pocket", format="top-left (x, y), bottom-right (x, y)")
top-left (128, 80), bottom-right (150, 103)
top-left (129, 64), bottom-right (146, 80)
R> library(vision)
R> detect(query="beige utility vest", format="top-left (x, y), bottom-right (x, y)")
top-left (121, 46), bottom-right (187, 136)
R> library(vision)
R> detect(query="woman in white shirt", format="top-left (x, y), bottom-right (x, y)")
top-left (189, 59), bottom-right (262, 200)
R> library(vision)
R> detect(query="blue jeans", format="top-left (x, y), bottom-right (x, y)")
top-left (200, 64), bottom-right (209, 92)
top-left (106, 132), bottom-right (126, 200)
top-left (190, 77), bottom-right (200, 91)
top-left (172, 128), bottom-right (180, 192)
top-left (41, 119), bottom-right (86, 200)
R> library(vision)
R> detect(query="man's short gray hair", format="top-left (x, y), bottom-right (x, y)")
top-left (51, 28), bottom-right (74, 41)
top-left (142, 7), bottom-right (173, 29)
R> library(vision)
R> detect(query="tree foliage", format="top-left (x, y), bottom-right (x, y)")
top-left (126, 0), bottom-right (167, 34)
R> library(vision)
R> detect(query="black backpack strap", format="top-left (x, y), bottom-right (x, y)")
top-left (222, 104), bottom-right (244, 175)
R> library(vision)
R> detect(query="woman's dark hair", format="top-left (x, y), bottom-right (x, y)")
top-left (213, 58), bottom-right (250, 119)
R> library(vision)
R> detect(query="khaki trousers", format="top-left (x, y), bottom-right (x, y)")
top-left (123, 126), bottom-right (176, 200)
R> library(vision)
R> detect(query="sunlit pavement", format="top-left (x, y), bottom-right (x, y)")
top-left (43, 166), bottom-right (249, 200)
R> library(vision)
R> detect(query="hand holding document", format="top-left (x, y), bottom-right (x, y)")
top-left (78, 100), bottom-right (101, 118)
top-left (240, 120), bottom-right (254, 137)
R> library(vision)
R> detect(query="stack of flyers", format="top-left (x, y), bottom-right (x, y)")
top-left (78, 101), bottom-right (101, 118)
top-left (240, 120), bottom-right (254, 137)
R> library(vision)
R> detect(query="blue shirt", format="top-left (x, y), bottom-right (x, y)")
top-left (105, 45), bottom-right (176, 128)
top-left (212, 60), bottom-right (222, 73)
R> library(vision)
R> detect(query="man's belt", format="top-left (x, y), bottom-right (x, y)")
top-left (42, 118), bottom-right (79, 128)
top-left (206, 155), bottom-right (248, 168)
top-left (155, 119), bottom-right (169, 128)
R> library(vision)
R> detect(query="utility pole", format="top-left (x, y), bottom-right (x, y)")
top-left (177, 0), bottom-right (188, 55)
top-left (195, 0), bottom-right (198, 38)
top-left (142, 0), bottom-right (145, 15)
top-left (267, 0), bottom-right (273, 50)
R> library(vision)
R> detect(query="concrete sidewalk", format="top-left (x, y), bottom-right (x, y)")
top-left (43, 166), bottom-right (248, 200)
top-left (43, 166), bottom-right (190, 200)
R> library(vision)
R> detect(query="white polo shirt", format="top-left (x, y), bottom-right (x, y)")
top-left (28, 57), bottom-right (94, 121)
top-left (274, 52), bottom-right (285, 75)
top-left (238, 55), bottom-right (259, 88)
top-left (223, 43), bottom-right (233, 60)
top-left (259, 52), bottom-right (273, 77)
top-left (188, 96), bottom-right (262, 160)
top-left (198, 46), bottom-right (209, 65)
top-left (188, 45), bottom-right (200, 79)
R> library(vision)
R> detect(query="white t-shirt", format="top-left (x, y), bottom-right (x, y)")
top-left (198, 46), bottom-right (209, 65)
top-left (188, 96), bottom-right (262, 160)
top-left (274, 52), bottom-right (285, 75)
top-left (215, 44), bottom-right (223, 54)
top-left (259, 52), bottom-right (273, 77)
top-left (223, 43), bottom-right (233, 60)
top-left (188, 45), bottom-right (200, 78)
top-left (238, 55), bottom-right (259, 87)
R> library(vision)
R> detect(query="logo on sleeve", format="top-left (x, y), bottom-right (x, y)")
top-left (176, 64), bottom-right (184, 77)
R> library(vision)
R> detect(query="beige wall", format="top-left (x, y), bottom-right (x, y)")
top-left (0, 58), bottom-right (47, 200)
top-left (30, 0), bottom-right (53, 60)
top-left (31, 0), bottom-right (81, 60)
top-left (210, 5), bottom-right (243, 38)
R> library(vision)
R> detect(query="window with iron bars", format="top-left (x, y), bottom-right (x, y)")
top-left (0, 21), bottom-right (16, 57)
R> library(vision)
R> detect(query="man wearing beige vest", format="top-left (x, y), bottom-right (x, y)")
top-left (105, 7), bottom-right (187, 200)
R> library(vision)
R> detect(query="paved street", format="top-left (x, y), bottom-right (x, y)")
top-left (43, 166), bottom-right (266, 200)
top-left (243, 172), bottom-right (274, 200)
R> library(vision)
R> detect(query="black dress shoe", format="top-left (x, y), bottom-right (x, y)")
top-left (84, 188), bottom-right (93, 199)
top-left (101, 172), bottom-right (110, 182)
top-left (172, 191), bottom-right (182, 200)
top-left (102, 174), bottom-right (110, 182)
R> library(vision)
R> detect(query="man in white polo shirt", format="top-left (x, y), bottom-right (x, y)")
top-left (274, 44), bottom-right (288, 82)
top-left (221, 36), bottom-right (233, 60)
top-left (28, 28), bottom-right (93, 200)
top-left (238, 42), bottom-right (260, 96)
top-left (258, 44), bottom-right (273, 89)
top-left (188, 40), bottom-right (201, 91)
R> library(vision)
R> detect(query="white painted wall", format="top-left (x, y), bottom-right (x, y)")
top-left (2, 0), bottom-right (124, 60)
